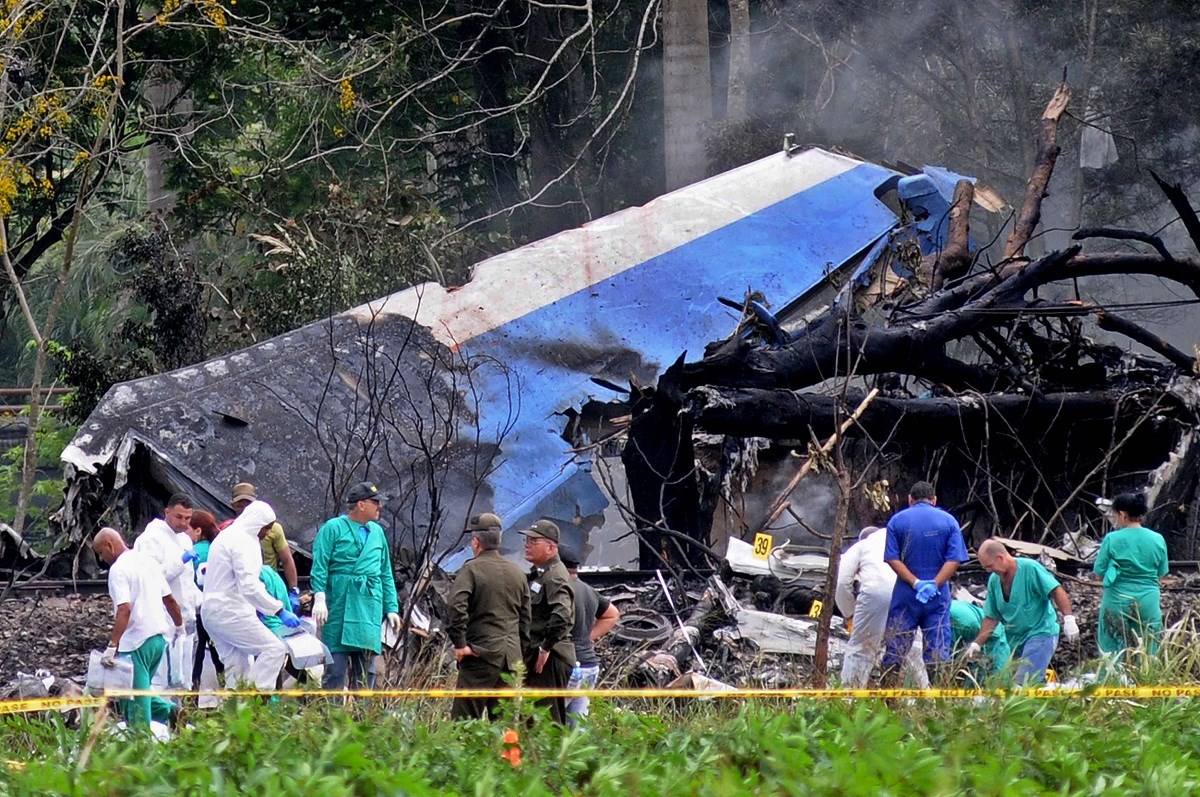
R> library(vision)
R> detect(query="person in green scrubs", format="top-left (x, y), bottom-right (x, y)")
top-left (967, 539), bottom-right (1079, 684)
top-left (258, 565), bottom-right (292, 638)
top-left (949, 600), bottom-right (1010, 682)
top-left (1094, 492), bottom-right (1168, 657)
top-left (310, 481), bottom-right (402, 689)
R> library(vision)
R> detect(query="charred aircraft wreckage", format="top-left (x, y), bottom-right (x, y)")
top-left (37, 85), bottom-right (1200, 686)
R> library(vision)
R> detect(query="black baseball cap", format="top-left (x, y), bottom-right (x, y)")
top-left (346, 482), bottom-right (384, 504)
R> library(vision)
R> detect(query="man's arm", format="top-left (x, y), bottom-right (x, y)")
top-left (309, 522), bottom-right (332, 595)
top-left (589, 603), bottom-right (620, 643)
top-left (109, 604), bottom-right (132, 648)
top-left (156, 532), bottom-right (187, 581)
top-left (886, 559), bottom-right (919, 588)
top-left (519, 583), bottom-right (532, 654)
top-left (162, 594), bottom-right (184, 627)
top-left (377, 528), bottom-right (400, 616)
top-left (540, 579), bottom-right (574, 652)
top-left (233, 539), bottom-right (285, 616)
top-left (446, 569), bottom-right (473, 651)
top-left (933, 560), bottom-right (961, 588)
top-left (971, 615), bottom-right (999, 646)
top-left (276, 539), bottom-right (299, 592)
top-left (834, 543), bottom-right (860, 617)
top-left (1049, 585), bottom-right (1072, 616)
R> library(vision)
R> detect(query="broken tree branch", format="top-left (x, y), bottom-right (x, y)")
top-left (1004, 81), bottom-right (1070, 261)
top-left (1073, 227), bottom-right (1174, 262)
top-left (1094, 309), bottom-right (1196, 371)
top-left (922, 179), bottom-right (975, 291)
top-left (1151, 170), bottom-right (1200, 256)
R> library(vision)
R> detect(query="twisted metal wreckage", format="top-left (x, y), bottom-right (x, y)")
top-left (24, 83), bottom-right (1200, 685)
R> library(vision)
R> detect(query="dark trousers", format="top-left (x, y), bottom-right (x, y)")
top-left (526, 651), bottom-right (572, 724)
top-left (323, 650), bottom-right (376, 690)
top-left (451, 657), bottom-right (508, 720)
top-left (192, 611), bottom-right (224, 689)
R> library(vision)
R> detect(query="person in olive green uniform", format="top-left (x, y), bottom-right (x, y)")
top-left (1094, 492), bottom-right (1168, 657)
top-left (448, 513), bottom-right (532, 720)
top-left (311, 481), bottom-right (402, 689)
top-left (521, 519), bottom-right (575, 724)
top-left (949, 599), bottom-right (1010, 682)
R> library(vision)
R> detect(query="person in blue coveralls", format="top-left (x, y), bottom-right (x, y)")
top-left (880, 481), bottom-right (969, 685)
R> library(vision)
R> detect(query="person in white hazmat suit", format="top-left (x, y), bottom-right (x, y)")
top-left (200, 500), bottom-right (301, 690)
top-left (134, 493), bottom-right (202, 688)
top-left (835, 526), bottom-right (930, 688)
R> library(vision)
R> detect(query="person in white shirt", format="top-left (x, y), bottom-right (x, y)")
top-left (835, 526), bottom-right (930, 688)
top-left (134, 493), bottom-right (202, 687)
top-left (93, 527), bottom-right (184, 728)
top-left (200, 500), bottom-right (301, 690)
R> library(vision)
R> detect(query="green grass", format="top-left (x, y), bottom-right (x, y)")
top-left (1, 695), bottom-right (1199, 795)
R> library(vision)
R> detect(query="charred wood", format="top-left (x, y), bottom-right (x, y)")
top-left (1151, 170), bottom-right (1200, 256)
top-left (1093, 310), bottom-right (1195, 372)
top-left (683, 387), bottom-right (1172, 441)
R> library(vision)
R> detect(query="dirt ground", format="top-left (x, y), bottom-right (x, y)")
top-left (0, 592), bottom-right (111, 683)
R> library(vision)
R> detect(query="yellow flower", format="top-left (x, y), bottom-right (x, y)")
top-left (201, 0), bottom-right (226, 31)
top-left (338, 79), bottom-right (356, 114)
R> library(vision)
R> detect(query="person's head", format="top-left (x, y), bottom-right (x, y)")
top-left (164, 494), bottom-right (194, 534)
top-left (858, 525), bottom-right (881, 542)
top-left (190, 510), bottom-right (219, 543)
top-left (908, 481), bottom-right (936, 506)
top-left (345, 482), bottom-right (383, 523)
top-left (1111, 492), bottom-right (1149, 528)
top-left (91, 527), bottom-right (128, 565)
top-left (521, 520), bottom-right (560, 566)
top-left (559, 551), bottom-right (581, 576)
top-left (231, 482), bottom-right (257, 516)
top-left (465, 513), bottom-right (502, 555)
top-left (228, 500), bottom-right (276, 539)
top-left (977, 538), bottom-right (1015, 577)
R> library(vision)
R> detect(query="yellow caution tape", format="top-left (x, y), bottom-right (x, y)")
top-left (0, 696), bottom-right (104, 715)
top-left (2, 681), bottom-right (1200, 710)
top-left (3, 685), bottom-right (1200, 715)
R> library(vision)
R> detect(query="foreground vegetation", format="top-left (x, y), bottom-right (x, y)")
top-left (0, 695), bottom-right (1197, 795)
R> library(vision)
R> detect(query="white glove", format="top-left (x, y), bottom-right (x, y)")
top-left (101, 646), bottom-right (118, 668)
top-left (312, 592), bottom-right (328, 628)
top-left (1062, 614), bottom-right (1079, 643)
top-left (172, 624), bottom-right (186, 643)
top-left (387, 612), bottom-right (402, 633)
top-left (964, 642), bottom-right (981, 660)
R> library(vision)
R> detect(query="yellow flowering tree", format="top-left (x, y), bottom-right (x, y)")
top-left (0, 0), bottom-right (260, 534)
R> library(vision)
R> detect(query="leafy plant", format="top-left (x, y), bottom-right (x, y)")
top-left (4, 695), bottom-right (1200, 795)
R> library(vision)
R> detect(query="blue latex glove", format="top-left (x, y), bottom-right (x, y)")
top-left (914, 580), bottom-right (939, 604)
top-left (278, 609), bottom-right (302, 629)
top-left (288, 589), bottom-right (301, 611)
top-left (181, 550), bottom-right (198, 564)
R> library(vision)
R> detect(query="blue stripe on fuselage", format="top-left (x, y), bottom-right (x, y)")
top-left (460, 162), bottom-right (901, 522)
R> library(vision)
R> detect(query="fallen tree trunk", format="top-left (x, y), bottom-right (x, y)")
top-left (684, 387), bottom-right (1175, 441)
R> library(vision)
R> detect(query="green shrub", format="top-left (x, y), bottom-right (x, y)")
top-left (3, 695), bottom-right (1200, 795)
